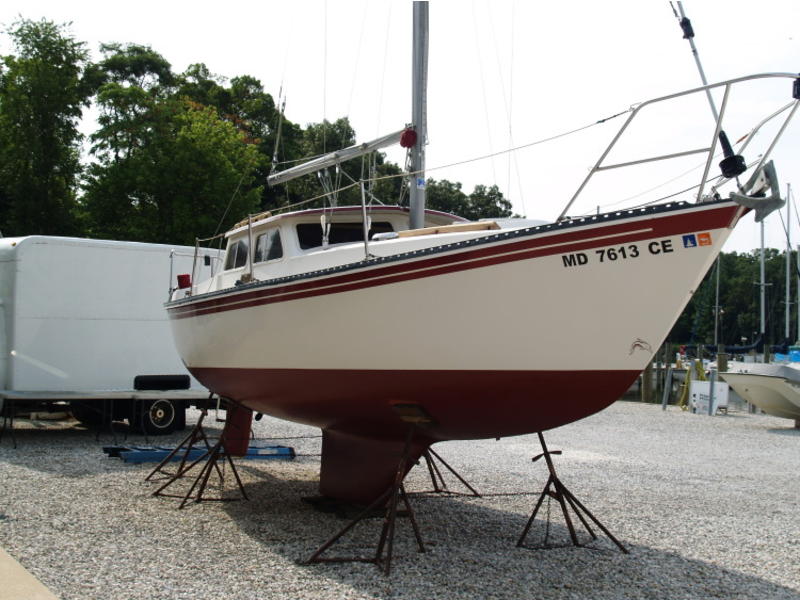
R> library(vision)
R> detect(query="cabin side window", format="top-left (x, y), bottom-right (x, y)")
top-left (224, 239), bottom-right (249, 270)
top-left (253, 229), bottom-right (283, 263)
top-left (296, 221), bottom-right (394, 250)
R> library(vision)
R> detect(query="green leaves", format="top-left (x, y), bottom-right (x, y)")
top-left (0, 18), bottom-right (90, 236)
top-left (83, 97), bottom-right (262, 245)
top-left (426, 179), bottom-right (514, 221)
top-left (668, 248), bottom-right (798, 349)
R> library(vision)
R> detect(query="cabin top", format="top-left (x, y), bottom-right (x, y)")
top-left (219, 205), bottom-right (467, 273)
top-left (224, 205), bottom-right (467, 238)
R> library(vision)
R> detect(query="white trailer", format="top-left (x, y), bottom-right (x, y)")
top-left (0, 236), bottom-right (221, 434)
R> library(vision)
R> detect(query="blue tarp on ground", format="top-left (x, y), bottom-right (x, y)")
top-left (103, 444), bottom-right (295, 463)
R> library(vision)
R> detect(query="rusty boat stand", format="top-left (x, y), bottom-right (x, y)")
top-left (517, 432), bottom-right (628, 554)
top-left (421, 447), bottom-right (480, 497)
top-left (304, 415), bottom-right (431, 575)
top-left (147, 405), bottom-right (248, 508)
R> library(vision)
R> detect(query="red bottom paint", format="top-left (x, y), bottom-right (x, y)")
top-left (222, 402), bottom-right (253, 457)
top-left (191, 367), bottom-right (638, 503)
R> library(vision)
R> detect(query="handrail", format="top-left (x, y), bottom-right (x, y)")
top-left (558, 72), bottom-right (800, 220)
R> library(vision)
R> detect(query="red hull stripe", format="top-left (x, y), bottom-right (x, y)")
top-left (189, 366), bottom-right (640, 442)
top-left (169, 204), bottom-right (739, 320)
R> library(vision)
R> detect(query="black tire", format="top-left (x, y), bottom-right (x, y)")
top-left (137, 399), bottom-right (176, 435)
top-left (69, 401), bottom-right (105, 427)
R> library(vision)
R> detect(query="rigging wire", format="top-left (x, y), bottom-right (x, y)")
top-left (470, 0), bottom-right (498, 186)
top-left (375, 3), bottom-right (393, 137)
top-left (210, 170), bottom-right (250, 239)
top-left (346, 1), bottom-right (369, 120)
top-left (487, 0), bottom-right (526, 216)
top-left (322, 0), bottom-right (328, 154)
top-left (508, 2), bottom-right (527, 217)
top-left (268, 108), bottom-right (632, 215)
top-left (409, 108), bottom-right (631, 179)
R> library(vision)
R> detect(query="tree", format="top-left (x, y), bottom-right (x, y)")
top-left (0, 18), bottom-right (93, 235)
top-left (84, 44), bottom-right (262, 244)
top-left (667, 248), bottom-right (797, 352)
top-left (87, 43), bottom-right (175, 163)
top-left (84, 99), bottom-right (262, 245)
top-left (426, 179), bottom-right (515, 220)
top-left (176, 65), bottom-right (296, 212)
top-left (426, 178), bottom-right (469, 216)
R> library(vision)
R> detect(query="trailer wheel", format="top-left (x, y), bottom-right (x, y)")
top-left (69, 401), bottom-right (104, 427)
top-left (139, 399), bottom-right (176, 435)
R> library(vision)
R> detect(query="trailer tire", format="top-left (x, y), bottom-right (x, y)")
top-left (70, 401), bottom-right (104, 427)
top-left (138, 399), bottom-right (176, 435)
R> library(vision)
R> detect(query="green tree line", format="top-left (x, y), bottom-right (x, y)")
top-left (667, 248), bottom-right (800, 349)
top-left (0, 18), bottom-right (513, 245)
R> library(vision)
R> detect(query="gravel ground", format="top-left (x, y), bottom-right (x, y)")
top-left (1, 401), bottom-right (798, 600)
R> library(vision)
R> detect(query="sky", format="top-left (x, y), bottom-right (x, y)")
top-left (1, 0), bottom-right (799, 254)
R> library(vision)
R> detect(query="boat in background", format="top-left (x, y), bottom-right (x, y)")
top-left (721, 363), bottom-right (800, 427)
top-left (165, 3), bottom-right (799, 503)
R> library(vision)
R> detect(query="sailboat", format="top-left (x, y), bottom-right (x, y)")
top-left (166, 3), bottom-right (799, 502)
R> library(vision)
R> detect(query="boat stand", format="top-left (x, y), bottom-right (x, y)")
top-left (304, 426), bottom-right (426, 575)
top-left (0, 398), bottom-right (17, 448)
top-left (421, 447), bottom-right (480, 497)
top-left (149, 407), bottom-right (247, 509)
top-left (517, 432), bottom-right (628, 554)
top-left (145, 408), bottom-right (217, 482)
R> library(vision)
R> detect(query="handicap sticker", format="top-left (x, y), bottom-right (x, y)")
top-left (682, 234), bottom-right (697, 248)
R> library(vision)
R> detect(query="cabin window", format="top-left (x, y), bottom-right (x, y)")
top-left (224, 239), bottom-right (249, 270)
top-left (253, 229), bottom-right (283, 263)
top-left (296, 221), bottom-right (394, 250)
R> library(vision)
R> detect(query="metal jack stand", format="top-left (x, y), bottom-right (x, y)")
top-left (0, 398), bottom-right (17, 448)
top-left (517, 432), bottom-right (628, 554)
top-left (149, 408), bottom-right (247, 509)
top-left (421, 448), bottom-right (480, 497)
top-left (305, 415), bottom-right (430, 575)
top-left (145, 408), bottom-right (216, 482)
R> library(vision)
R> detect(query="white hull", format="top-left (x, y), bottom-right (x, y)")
top-left (169, 202), bottom-right (740, 377)
top-left (722, 364), bottom-right (800, 421)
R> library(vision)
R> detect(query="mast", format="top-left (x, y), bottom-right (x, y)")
top-left (786, 185), bottom-right (792, 340)
top-left (409, 1), bottom-right (429, 230)
top-left (760, 221), bottom-right (766, 361)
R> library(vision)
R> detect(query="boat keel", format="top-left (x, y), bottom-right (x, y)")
top-left (319, 429), bottom-right (430, 504)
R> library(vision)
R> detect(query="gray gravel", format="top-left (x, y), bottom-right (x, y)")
top-left (1, 401), bottom-right (798, 600)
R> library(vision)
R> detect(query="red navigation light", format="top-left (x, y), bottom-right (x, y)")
top-left (399, 128), bottom-right (417, 148)
top-left (177, 274), bottom-right (192, 289)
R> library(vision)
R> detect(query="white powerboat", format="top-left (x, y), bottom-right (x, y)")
top-left (722, 363), bottom-right (800, 426)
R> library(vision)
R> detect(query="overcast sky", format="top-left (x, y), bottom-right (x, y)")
top-left (2, 0), bottom-right (799, 253)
